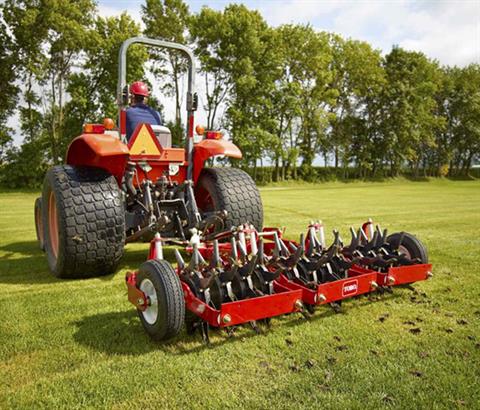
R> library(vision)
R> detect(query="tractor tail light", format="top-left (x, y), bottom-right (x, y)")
top-left (205, 131), bottom-right (223, 140)
top-left (83, 123), bottom-right (105, 134)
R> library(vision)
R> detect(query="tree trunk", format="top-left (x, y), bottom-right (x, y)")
top-left (274, 156), bottom-right (279, 182)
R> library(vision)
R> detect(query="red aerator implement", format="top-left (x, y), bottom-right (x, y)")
top-left (126, 221), bottom-right (432, 342)
top-left (35, 37), bottom-right (432, 343)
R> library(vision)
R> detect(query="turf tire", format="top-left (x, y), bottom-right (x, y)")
top-left (196, 168), bottom-right (263, 231)
top-left (387, 232), bottom-right (428, 264)
top-left (136, 259), bottom-right (185, 341)
top-left (34, 197), bottom-right (45, 251)
top-left (42, 165), bottom-right (125, 278)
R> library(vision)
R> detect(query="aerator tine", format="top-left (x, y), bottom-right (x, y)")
top-left (272, 232), bottom-right (282, 260)
top-left (258, 237), bottom-right (266, 266)
top-left (307, 226), bottom-right (316, 257)
top-left (174, 249), bottom-right (185, 271)
top-left (230, 237), bottom-right (239, 263)
top-left (349, 227), bottom-right (360, 248)
top-left (287, 234), bottom-right (304, 267)
top-left (210, 240), bottom-right (222, 269)
top-left (189, 243), bottom-right (206, 271)
top-left (237, 239), bottom-right (248, 263)
top-left (280, 239), bottom-right (291, 257)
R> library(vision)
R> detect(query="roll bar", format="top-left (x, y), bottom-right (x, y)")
top-left (117, 37), bottom-right (197, 180)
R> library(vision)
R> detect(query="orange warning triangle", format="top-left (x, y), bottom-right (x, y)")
top-left (128, 123), bottom-right (163, 156)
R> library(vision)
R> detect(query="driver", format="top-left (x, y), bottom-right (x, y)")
top-left (126, 81), bottom-right (162, 141)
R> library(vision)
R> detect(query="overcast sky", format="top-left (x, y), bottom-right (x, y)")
top-left (99, 0), bottom-right (479, 67)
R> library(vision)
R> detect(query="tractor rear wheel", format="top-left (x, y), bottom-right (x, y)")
top-left (387, 232), bottom-right (428, 264)
top-left (136, 259), bottom-right (185, 341)
top-left (41, 165), bottom-right (125, 278)
top-left (196, 168), bottom-right (263, 232)
top-left (34, 197), bottom-right (45, 251)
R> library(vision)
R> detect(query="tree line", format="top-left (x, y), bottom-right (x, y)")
top-left (0, 0), bottom-right (479, 188)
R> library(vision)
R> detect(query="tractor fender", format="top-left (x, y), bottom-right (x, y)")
top-left (66, 134), bottom-right (130, 184)
top-left (192, 139), bottom-right (242, 182)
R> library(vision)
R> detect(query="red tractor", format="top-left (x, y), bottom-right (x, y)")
top-left (35, 38), bottom-right (432, 343)
top-left (34, 37), bottom-right (262, 278)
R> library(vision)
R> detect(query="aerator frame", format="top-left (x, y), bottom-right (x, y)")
top-left (126, 220), bottom-right (432, 342)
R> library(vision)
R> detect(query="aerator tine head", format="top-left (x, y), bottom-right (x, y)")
top-left (240, 253), bottom-right (259, 277)
top-left (198, 271), bottom-right (218, 290)
top-left (220, 263), bottom-right (238, 283)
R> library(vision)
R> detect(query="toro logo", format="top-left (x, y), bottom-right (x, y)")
top-left (342, 280), bottom-right (358, 297)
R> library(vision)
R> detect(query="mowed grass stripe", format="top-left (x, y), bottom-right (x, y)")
top-left (0, 179), bottom-right (479, 409)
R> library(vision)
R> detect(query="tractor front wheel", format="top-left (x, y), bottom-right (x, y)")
top-left (136, 259), bottom-right (185, 341)
top-left (195, 168), bottom-right (263, 232)
top-left (42, 165), bottom-right (125, 278)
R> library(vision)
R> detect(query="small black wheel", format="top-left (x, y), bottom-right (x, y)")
top-left (387, 232), bottom-right (428, 263)
top-left (34, 197), bottom-right (45, 251)
top-left (41, 165), bottom-right (125, 278)
top-left (136, 259), bottom-right (185, 341)
top-left (195, 168), bottom-right (263, 232)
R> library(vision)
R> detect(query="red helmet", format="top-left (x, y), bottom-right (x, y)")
top-left (130, 81), bottom-right (149, 97)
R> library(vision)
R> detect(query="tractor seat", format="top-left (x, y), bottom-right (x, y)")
top-left (150, 125), bottom-right (172, 148)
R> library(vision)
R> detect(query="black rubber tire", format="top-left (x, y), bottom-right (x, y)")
top-left (136, 259), bottom-right (185, 341)
top-left (387, 232), bottom-right (428, 263)
top-left (196, 168), bottom-right (263, 231)
top-left (34, 197), bottom-right (45, 252)
top-left (41, 165), bottom-right (125, 278)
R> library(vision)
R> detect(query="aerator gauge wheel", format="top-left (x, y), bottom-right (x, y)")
top-left (387, 232), bottom-right (428, 264)
top-left (136, 259), bottom-right (185, 341)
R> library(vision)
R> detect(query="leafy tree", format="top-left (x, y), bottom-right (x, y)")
top-left (63, 12), bottom-right (148, 141)
top-left (2, 0), bottom-right (96, 163)
top-left (0, 16), bottom-right (19, 166)
top-left (189, 7), bottom-right (231, 130)
top-left (445, 64), bottom-right (480, 175)
top-left (142, 0), bottom-right (190, 138)
top-left (273, 25), bottom-right (335, 179)
top-left (381, 47), bottom-right (444, 176)
top-left (329, 35), bottom-right (385, 176)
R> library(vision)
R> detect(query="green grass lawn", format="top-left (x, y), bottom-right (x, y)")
top-left (1, 179), bottom-right (479, 409)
